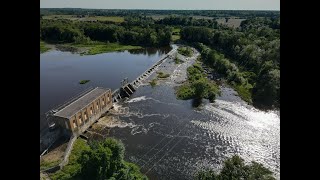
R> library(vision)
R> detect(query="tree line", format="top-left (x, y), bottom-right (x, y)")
top-left (40, 8), bottom-right (280, 19)
top-left (40, 14), bottom-right (230, 47)
top-left (181, 17), bottom-right (280, 109)
top-left (40, 19), bottom-right (172, 47)
top-left (157, 16), bottom-right (218, 28)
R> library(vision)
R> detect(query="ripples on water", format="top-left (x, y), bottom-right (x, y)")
top-left (41, 46), bottom-right (279, 179)
top-left (88, 49), bottom-right (279, 180)
top-left (97, 84), bottom-right (279, 180)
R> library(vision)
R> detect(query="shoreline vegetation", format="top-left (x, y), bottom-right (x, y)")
top-left (149, 78), bottom-right (157, 87)
top-left (49, 138), bottom-right (147, 180)
top-left (178, 46), bottom-right (193, 57)
top-left (174, 55), bottom-right (184, 64)
top-left (40, 16), bottom-right (172, 55)
top-left (45, 139), bottom-right (275, 180)
top-left (40, 160), bottom-right (61, 171)
top-left (40, 41), bottom-right (51, 53)
top-left (157, 71), bottom-right (170, 79)
top-left (176, 60), bottom-right (220, 106)
top-left (148, 72), bottom-right (170, 88)
top-left (79, 80), bottom-right (90, 84)
top-left (40, 41), bottom-right (143, 55)
top-left (180, 18), bottom-right (279, 109)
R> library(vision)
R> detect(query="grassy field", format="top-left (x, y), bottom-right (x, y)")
top-left (148, 15), bottom-right (214, 20)
top-left (75, 43), bottom-right (142, 55)
top-left (157, 71), bottom-right (170, 79)
top-left (148, 15), bottom-right (170, 20)
top-left (49, 139), bottom-right (90, 180)
top-left (172, 28), bottom-right (181, 42)
top-left (85, 16), bottom-right (124, 23)
top-left (40, 41), bottom-right (50, 53)
top-left (43, 15), bottom-right (125, 23)
top-left (40, 160), bottom-right (61, 170)
top-left (40, 139), bottom-right (67, 170)
top-left (191, 16), bottom-right (215, 20)
top-left (216, 18), bottom-right (246, 28)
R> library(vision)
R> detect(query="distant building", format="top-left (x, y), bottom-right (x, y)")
top-left (52, 87), bottom-right (113, 137)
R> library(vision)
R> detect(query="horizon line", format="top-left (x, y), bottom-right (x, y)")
top-left (40, 8), bottom-right (280, 11)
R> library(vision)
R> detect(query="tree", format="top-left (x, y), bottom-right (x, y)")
top-left (253, 66), bottom-right (280, 108)
top-left (219, 155), bottom-right (247, 179)
top-left (78, 138), bottom-right (147, 180)
top-left (196, 155), bottom-right (275, 180)
top-left (192, 78), bottom-right (208, 100)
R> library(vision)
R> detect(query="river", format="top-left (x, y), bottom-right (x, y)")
top-left (86, 48), bottom-right (280, 179)
top-left (40, 46), bottom-right (279, 179)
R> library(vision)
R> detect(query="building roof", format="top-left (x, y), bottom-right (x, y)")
top-left (54, 87), bottom-right (111, 119)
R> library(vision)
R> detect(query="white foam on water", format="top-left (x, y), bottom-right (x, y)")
top-left (97, 116), bottom-right (136, 129)
top-left (126, 96), bottom-right (153, 103)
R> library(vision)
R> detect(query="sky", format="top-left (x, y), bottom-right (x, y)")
top-left (40, 0), bottom-right (280, 11)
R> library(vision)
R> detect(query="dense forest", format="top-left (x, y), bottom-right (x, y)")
top-left (40, 18), bottom-right (172, 47)
top-left (40, 8), bottom-right (279, 19)
top-left (180, 17), bottom-right (280, 109)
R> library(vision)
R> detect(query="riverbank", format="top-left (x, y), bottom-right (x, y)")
top-left (40, 41), bottom-right (142, 55)
top-left (40, 41), bottom-right (52, 53)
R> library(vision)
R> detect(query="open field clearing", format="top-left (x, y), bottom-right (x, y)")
top-left (43, 15), bottom-right (124, 23)
top-left (216, 18), bottom-right (246, 28)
